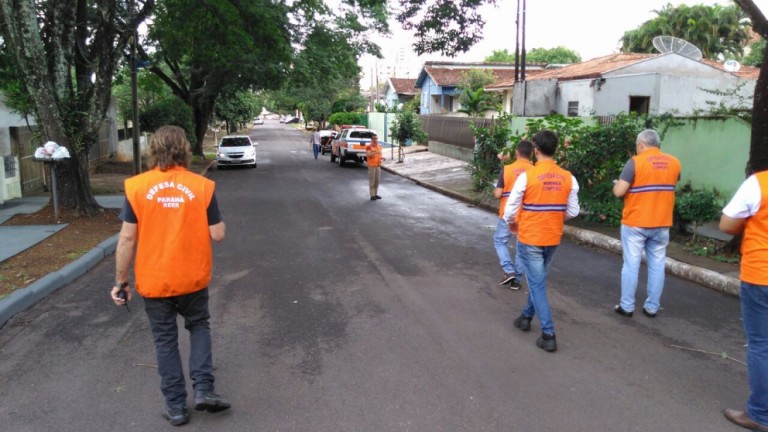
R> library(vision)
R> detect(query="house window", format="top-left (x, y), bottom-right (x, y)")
top-left (629, 96), bottom-right (650, 114)
top-left (567, 101), bottom-right (579, 117)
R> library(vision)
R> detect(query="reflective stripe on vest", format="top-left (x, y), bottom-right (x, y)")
top-left (518, 160), bottom-right (573, 247)
top-left (741, 171), bottom-right (768, 285)
top-left (622, 148), bottom-right (680, 228)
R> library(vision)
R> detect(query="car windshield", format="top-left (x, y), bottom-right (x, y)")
top-left (221, 138), bottom-right (251, 147)
top-left (349, 131), bottom-right (374, 139)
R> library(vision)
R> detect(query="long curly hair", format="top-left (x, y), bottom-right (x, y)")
top-left (146, 125), bottom-right (192, 170)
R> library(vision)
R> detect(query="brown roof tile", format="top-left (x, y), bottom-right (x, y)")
top-left (389, 78), bottom-right (418, 95)
top-left (424, 65), bottom-right (521, 87)
top-left (523, 53), bottom-right (761, 82)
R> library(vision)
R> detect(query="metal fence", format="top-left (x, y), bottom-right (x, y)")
top-left (419, 115), bottom-right (496, 149)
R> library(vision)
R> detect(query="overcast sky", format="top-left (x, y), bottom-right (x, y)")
top-left (359, 0), bottom-right (768, 86)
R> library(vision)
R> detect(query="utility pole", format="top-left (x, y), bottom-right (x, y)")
top-left (130, 0), bottom-right (141, 174)
top-left (521, 0), bottom-right (527, 82)
top-left (514, 0), bottom-right (520, 83)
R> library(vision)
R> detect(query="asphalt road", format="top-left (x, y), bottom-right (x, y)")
top-left (0, 120), bottom-right (749, 432)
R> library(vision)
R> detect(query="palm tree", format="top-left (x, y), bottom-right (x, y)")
top-left (620, 4), bottom-right (750, 59)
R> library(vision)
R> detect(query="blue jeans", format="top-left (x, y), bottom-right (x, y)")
top-left (143, 288), bottom-right (215, 408)
top-left (619, 225), bottom-right (669, 313)
top-left (518, 242), bottom-right (559, 334)
top-left (312, 143), bottom-right (320, 159)
top-left (493, 218), bottom-right (522, 276)
top-left (740, 282), bottom-right (768, 426)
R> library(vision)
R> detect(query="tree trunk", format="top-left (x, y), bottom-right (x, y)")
top-left (55, 150), bottom-right (100, 216)
top-left (748, 41), bottom-right (768, 174)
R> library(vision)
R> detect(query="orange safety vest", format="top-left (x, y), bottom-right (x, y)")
top-left (518, 160), bottom-right (573, 247)
top-left (741, 171), bottom-right (768, 285)
top-left (498, 159), bottom-right (534, 218)
top-left (124, 167), bottom-right (216, 298)
top-left (366, 143), bottom-right (383, 167)
top-left (622, 147), bottom-right (681, 228)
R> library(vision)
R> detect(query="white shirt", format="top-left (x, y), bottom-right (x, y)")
top-left (723, 174), bottom-right (762, 219)
top-left (502, 172), bottom-right (581, 223)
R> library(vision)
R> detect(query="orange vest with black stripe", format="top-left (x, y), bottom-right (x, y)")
top-left (498, 159), bottom-right (534, 218)
top-left (125, 167), bottom-right (215, 298)
top-left (741, 171), bottom-right (768, 285)
top-left (518, 160), bottom-right (573, 247)
top-left (622, 148), bottom-right (680, 228)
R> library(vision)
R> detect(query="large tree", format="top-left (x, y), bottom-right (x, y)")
top-left (0, 0), bottom-right (153, 215)
top-left (734, 0), bottom-right (768, 174)
top-left (620, 3), bottom-right (750, 60)
top-left (141, 0), bottom-right (293, 156)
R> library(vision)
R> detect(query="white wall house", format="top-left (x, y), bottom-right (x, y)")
top-left (512, 53), bottom-right (758, 117)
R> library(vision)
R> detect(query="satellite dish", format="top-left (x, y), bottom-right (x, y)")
top-left (652, 35), bottom-right (703, 61)
top-left (723, 59), bottom-right (742, 72)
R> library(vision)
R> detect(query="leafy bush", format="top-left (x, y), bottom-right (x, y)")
top-left (468, 112), bottom-right (513, 192)
top-left (509, 113), bottom-right (684, 225)
top-left (676, 185), bottom-right (721, 241)
top-left (328, 112), bottom-right (362, 126)
top-left (390, 110), bottom-right (428, 162)
top-left (140, 97), bottom-right (197, 145)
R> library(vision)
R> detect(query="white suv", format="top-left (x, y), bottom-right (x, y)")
top-left (331, 128), bottom-right (376, 167)
top-left (216, 135), bottom-right (257, 169)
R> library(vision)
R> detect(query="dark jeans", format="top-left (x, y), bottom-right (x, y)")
top-left (143, 288), bottom-right (214, 408)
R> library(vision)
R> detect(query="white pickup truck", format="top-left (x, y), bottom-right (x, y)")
top-left (330, 128), bottom-right (377, 167)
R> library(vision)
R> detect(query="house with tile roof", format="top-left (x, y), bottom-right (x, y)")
top-left (414, 61), bottom-right (546, 116)
top-left (510, 52), bottom-right (758, 117)
top-left (383, 78), bottom-right (418, 109)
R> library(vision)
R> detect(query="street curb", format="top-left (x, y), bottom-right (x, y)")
top-left (381, 165), bottom-right (742, 298)
top-left (0, 234), bottom-right (118, 328)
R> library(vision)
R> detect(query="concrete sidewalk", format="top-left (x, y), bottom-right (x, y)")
top-left (381, 146), bottom-right (741, 298)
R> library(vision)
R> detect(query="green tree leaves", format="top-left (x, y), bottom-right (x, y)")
top-left (620, 4), bottom-right (751, 60)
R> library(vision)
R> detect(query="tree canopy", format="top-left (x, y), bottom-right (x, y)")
top-left (620, 3), bottom-right (751, 60)
top-left (0, 0), bottom-right (154, 214)
top-left (484, 47), bottom-right (581, 64)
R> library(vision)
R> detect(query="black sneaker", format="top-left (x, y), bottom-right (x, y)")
top-left (370, 196), bottom-right (376, 201)
top-left (194, 391), bottom-right (231, 413)
top-left (374, 195), bottom-right (382, 199)
top-left (162, 406), bottom-right (190, 426)
top-left (614, 305), bottom-right (633, 318)
top-left (536, 333), bottom-right (557, 352)
top-left (499, 272), bottom-right (516, 285)
top-left (508, 277), bottom-right (521, 290)
top-left (513, 314), bottom-right (532, 331)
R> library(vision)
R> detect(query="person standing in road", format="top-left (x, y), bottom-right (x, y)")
top-left (612, 129), bottom-right (681, 319)
top-left (503, 130), bottom-right (580, 353)
top-left (110, 125), bottom-right (231, 426)
top-left (366, 134), bottom-right (385, 200)
top-left (720, 169), bottom-right (768, 432)
top-left (493, 140), bottom-right (534, 289)
top-left (310, 129), bottom-right (321, 159)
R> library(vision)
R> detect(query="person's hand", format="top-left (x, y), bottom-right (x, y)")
top-left (508, 222), bottom-right (518, 234)
top-left (110, 284), bottom-right (133, 306)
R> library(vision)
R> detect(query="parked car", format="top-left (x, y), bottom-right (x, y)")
top-left (253, 117), bottom-right (264, 126)
top-left (284, 116), bottom-right (300, 124)
top-left (216, 135), bottom-right (257, 169)
top-left (318, 130), bottom-right (337, 155)
top-left (331, 128), bottom-right (376, 167)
